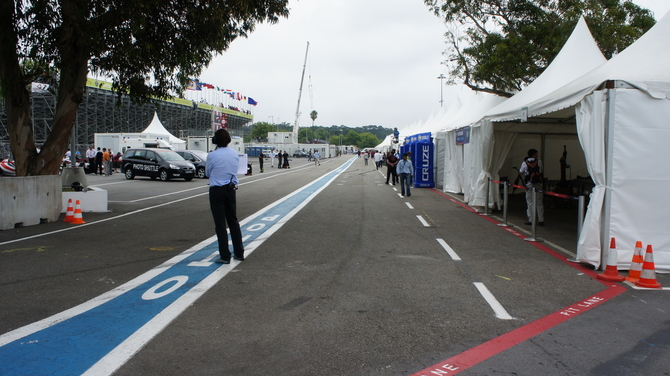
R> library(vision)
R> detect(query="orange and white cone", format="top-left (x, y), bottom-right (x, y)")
top-left (625, 241), bottom-right (644, 283)
top-left (70, 200), bottom-right (85, 224)
top-left (635, 245), bottom-right (662, 289)
top-left (63, 199), bottom-right (75, 222)
top-left (597, 237), bottom-right (625, 282)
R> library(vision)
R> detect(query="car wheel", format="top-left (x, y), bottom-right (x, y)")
top-left (184, 177), bottom-right (193, 181)
top-left (125, 167), bottom-right (134, 180)
top-left (197, 166), bottom-right (206, 179)
top-left (159, 169), bottom-right (170, 181)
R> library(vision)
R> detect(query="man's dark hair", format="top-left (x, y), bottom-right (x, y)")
top-left (527, 149), bottom-right (538, 158)
top-left (213, 129), bottom-right (231, 147)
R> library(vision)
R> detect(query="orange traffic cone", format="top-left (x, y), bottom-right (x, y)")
top-left (597, 237), bottom-right (625, 282)
top-left (625, 241), bottom-right (644, 283)
top-left (63, 199), bottom-right (74, 222)
top-left (635, 245), bottom-right (662, 289)
top-left (70, 200), bottom-right (86, 224)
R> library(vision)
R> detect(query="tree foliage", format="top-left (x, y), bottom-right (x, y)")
top-left (1, 0), bottom-right (289, 175)
top-left (248, 123), bottom-right (385, 149)
top-left (425, 0), bottom-right (656, 97)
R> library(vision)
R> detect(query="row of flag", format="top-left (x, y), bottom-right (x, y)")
top-left (186, 79), bottom-right (258, 106)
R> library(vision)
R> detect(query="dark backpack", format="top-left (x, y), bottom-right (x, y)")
top-left (526, 159), bottom-right (542, 184)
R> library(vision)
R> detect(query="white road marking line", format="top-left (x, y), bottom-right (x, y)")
top-left (437, 238), bottom-right (461, 261)
top-left (473, 282), bottom-right (514, 320)
top-left (416, 215), bottom-right (430, 227)
top-left (0, 167), bottom-right (307, 246)
top-left (128, 185), bottom-right (208, 202)
top-left (81, 158), bottom-right (357, 376)
top-left (405, 202), bottom-right (414, 209)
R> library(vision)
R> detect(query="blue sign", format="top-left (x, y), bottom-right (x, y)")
top-left (406, 132), bottom-right (431, 144)
top-left (456, 127), bottom-right (470, 145)
top-left (411, 142), bottom-right (434, 188)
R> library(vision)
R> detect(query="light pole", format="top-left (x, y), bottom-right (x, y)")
top-left (437, 74), bottom-right (446, 107)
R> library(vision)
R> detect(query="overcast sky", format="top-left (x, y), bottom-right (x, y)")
top-left (198, 0), bottom-right (670, 133)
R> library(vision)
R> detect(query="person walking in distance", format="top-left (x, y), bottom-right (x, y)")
top-left (374, 150), bottom-right (382, 170)
top-left (396, 153), bottom-right (414, 197)
top-left (277, 150), bottom-right (283, 169)
top-left (385, 150), bottom-right (399, 185)
top-left (519, 148), bottom-right (545, 226)
top-left (206, 129), bottom-right (245, 264)
top-left (101, 148), bottom-right (111, 176)
top-left (282, 150), bottom-right (290, 169)
top-left (94, 147), bottom-right (103, 175)
top-left (313, 150), bottom-right (320, 165)
top-left (258, 151), bottom-right (264, 173)
top-left (86, 145), bottom-right (96, 174)
top-left (363, 151), bottom-right (369, 166)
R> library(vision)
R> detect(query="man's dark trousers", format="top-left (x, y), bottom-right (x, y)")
top-left (209, 185), bottom-right (244, 261)
top-left (386, 166), bottom-right (397, 184)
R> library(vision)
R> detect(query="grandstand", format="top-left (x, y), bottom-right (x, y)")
top-left (0, 79), bottom-right (253, 157)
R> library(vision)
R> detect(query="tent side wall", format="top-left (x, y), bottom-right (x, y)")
top-left (434, 132), bottom-right (446, 190)
top-left (608, 88), bottom-right (670, 271)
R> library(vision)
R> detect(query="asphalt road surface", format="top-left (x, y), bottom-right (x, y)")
top-left (1, 155), bottom-right (668, 376)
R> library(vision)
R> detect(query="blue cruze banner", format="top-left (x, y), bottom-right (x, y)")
top-left (410, 140), bottom-right (434, 188)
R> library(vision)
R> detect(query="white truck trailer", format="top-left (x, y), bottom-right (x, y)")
top-left (94, 133), bottom-right (174, 153)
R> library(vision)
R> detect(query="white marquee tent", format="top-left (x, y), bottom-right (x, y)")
top-left (519, 11), bottom-right (670, 271)
top-left (459, 17), bottom-right (607, 212)
top-left (142, 112), bottom-right (186, 147)
top-left (433, 12), bottom-right (670, 271)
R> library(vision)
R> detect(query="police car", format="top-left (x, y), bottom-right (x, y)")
top-left (122, 148), bottom-right (195, 181)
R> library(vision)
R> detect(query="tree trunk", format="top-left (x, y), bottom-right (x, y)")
top-left (0, 1), bottom-right (38, 176)
top-left (0, 0), bottom-right (90, 176)
top-left (33, 0), bottom-right (91, 175)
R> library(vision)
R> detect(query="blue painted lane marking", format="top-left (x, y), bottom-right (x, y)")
top-left (0, 158), bottom-right (356, 376)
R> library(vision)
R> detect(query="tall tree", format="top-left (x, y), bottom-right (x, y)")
top-left (357, 133), bottom-right (381, 149)
top-left (425, 0), bottom-right (655, 97)
top-left (1, 0), bottom-right (289, 176)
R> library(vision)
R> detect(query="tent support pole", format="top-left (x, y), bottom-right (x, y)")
top-left (600, 84), bottom-right (616, 270)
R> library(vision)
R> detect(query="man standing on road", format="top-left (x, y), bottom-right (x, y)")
top-left (86, 145), bottom-right (96, 174)
top-left (313, 150), bottom-right (320, 165)
top-left (206, 129), bottom-right (245, 264)
top-left (95, 147), bottom-right (103, 175)
top-left (385, 150), bottom-right (398, 185)
top-left (102, 148), bottom-right (110, 176)
top-left (397, 153), bottom-right (414, 197)
top-left (374, 151), bottom-right (383, 170)
top-left (519, 148), bottom-right (545, 226)
top-left (258, 151), bottom-right (264, 173)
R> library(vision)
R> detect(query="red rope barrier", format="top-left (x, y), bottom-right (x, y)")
top-left (490, 180), bottom-right (579, 200)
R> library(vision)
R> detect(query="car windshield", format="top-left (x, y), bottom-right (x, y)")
top-left (157, 151), bottom-right (185, 161)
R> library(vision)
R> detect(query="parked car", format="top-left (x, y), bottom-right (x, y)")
top-left (122, 148), bottom-right (195, 181)
top-left (293, 150), bottom-right (309, 158)
top-left (176, 150), bottom-right (208, 179)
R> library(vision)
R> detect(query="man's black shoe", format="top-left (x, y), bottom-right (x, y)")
top-left (215, 258), bottom-right (230, 264)
top-left (233, 255), bottom-right (245, 261)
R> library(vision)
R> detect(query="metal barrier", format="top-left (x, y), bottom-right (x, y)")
top-left (486, 177), bottom-right (586, 243)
